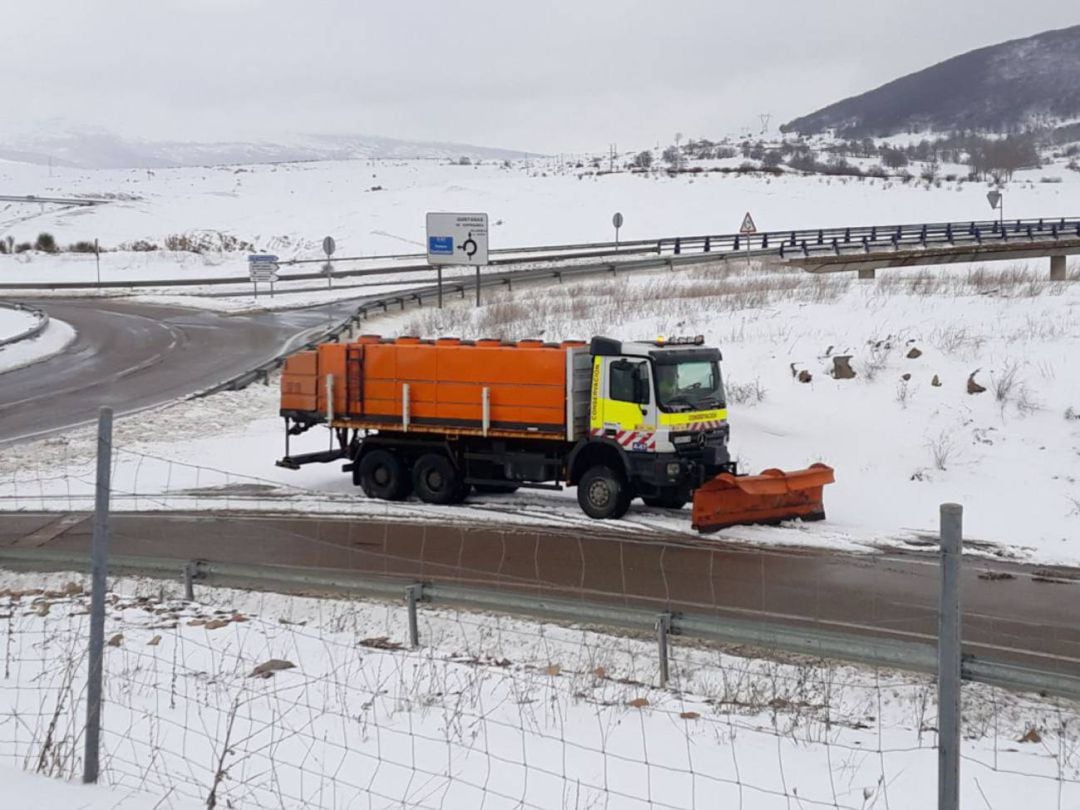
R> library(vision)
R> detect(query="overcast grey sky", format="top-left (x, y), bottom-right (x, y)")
top-left (8, 1), bottom-right (1079, 152)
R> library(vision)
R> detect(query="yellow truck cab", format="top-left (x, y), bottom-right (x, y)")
top-left (570, 335), bottom-right (734, 517)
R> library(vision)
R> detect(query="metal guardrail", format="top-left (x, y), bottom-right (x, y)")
top-left (0, 300), bottom-right (49, 348)
top-left (2, 215), bottom-right (1077, 291)
top-left (1, 546), bottom-right (1077, 700)
top-left (191, 215), bottom-right (1080, 396)
top-left (190, 248), bottom-right (726, 397)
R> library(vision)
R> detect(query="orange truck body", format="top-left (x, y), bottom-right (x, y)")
top-left (278, 333), bottom-right (834, 531)
top-left (280, 336), bottom-right (591, 439)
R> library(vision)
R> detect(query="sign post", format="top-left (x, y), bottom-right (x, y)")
top-left (986, 190), bottom-right (1004, 232)
top-left (612, 212), bottom-right (624, 249)
top-left (247, 254), bottom-right (280, 300)
top-left (739, 211), bottom-right (757, 268)
top-left (426, 212), bottom-right (490, 308)
top-left (322, 236), bottom-right (336, 289)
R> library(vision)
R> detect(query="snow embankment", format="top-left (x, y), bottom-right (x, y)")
top-left (0, 303), bottom-right (75, 374)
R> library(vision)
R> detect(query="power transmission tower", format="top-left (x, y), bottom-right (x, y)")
top-left (759, 114), bottom-right (772, 135)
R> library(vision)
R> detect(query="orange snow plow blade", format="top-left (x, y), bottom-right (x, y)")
top-left (692, 463), bottom-right (835, 533)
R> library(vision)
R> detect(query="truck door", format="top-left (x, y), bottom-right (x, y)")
top-left (592, 356), bottom-right (658, 451)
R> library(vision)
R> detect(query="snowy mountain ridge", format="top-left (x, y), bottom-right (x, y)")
top-left (0, 125), bottom-right (535, 169)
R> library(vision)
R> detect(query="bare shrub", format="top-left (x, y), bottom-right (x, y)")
top-left (726, 378), bottom-right (767, 405)
top-left (927, 432), bottom-right (956, 471)
top-left (163, 231), bottom-right (255, 253)
top-left (861, 342), bottom-right (891, 381)
top-left (992, 362), bottom-right (1019, 405)
top-left (895, 379), bottom-right (911, 408)
top-left (931, 324), bottom-right (984, 357)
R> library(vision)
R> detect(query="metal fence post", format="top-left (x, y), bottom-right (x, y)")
top-left (938, 503), bottom-right (963, 810)
top-left (83, 407), bottom-right (113, 784)
top-left (183, 561), bottom-right (196, 601)
top-left (657, 613), bottom-right (672, 688)
top-left (405, 584), bottom-right (423, 649)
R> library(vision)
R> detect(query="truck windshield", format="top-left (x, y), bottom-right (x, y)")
top-left (655, 360), bottom-right (725, 412)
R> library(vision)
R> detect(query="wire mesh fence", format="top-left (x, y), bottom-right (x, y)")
top-left (1, 575), bottom-right (1079, 809)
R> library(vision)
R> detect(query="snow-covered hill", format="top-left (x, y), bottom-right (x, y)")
top-left (0, 125), bottom-right (534, 169)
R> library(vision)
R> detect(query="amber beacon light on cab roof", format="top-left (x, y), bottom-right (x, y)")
top-left (276, 334), bottom-right (834, 532)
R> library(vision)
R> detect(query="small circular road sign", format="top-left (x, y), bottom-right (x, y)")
top-left (322, 236), bottom-right (336, 256)
top-left (612, 212), bottom-right (624, 229)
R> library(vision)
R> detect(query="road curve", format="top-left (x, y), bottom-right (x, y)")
top-left (0, 298), bottom-right (350, 446)
top-left (1, 511), bottom-right (1077, 681)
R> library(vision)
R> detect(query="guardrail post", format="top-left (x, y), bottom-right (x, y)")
top-left (83, 407), bottom-right (112, 784)
top-left (656, 613), bottom-right (672, 688)
top-left (405, 584), bottom-right (423, 648)
top-left (938, 503), bottom-right (963, 810)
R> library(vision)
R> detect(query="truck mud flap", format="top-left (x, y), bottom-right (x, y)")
top-left (691, 463), bottom-right (835, 533)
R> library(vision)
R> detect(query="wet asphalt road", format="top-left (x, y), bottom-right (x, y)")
top-left (1, 511), bottom-right (1077, 680)
top-left (0, 298), bottom-right (350, 446)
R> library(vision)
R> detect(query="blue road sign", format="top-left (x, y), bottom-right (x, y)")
top-left (428, 236), bottom-right (454, 255)
top-left (248, 254), bottom-right (279, 263)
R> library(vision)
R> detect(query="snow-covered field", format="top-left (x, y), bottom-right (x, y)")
top-left (1, 570), bottom-right (1076, 810)
top-left (2, 148), bottom-right (1080, 809)
top-left (2, 151), bottom-right (1078, 282)
top-left (2, 258), bottom-right (1078, 566)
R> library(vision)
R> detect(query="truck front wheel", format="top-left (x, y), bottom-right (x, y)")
top-left (413, 453), bottom-right (467, 505)
top-left (357, 450), bottom-right (411, 501)
top-left (577, 465), bottom-right (632, 520)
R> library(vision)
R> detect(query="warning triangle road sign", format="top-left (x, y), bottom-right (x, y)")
top-left (739, 212), bottom-right (757, 234)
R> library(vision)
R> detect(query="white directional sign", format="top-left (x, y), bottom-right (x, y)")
top-left (248, 254), bottom-right (279, 282)
top-left (426, 212), bottom-right (489, 266)
top-left (739, 212), bottom-right (757, 235)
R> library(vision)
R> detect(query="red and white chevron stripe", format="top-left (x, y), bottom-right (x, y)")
top-left (590, 428), bottom-right (656, 451)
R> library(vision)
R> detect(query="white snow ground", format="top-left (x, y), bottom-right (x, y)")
top-left (0, 153), bottom-right (1078, 559)
top-left (0, 763), bottom-right (201, 810)
top-left (1, 570), bottom-right (1076, 810)
top-left (1, 259), bottom-right (1078, 565)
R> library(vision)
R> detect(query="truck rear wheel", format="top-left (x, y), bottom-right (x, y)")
top-left (413, 453), bottom-right (467, 505)
top-left (577, 465), bottom-right (631, 520)
top-left (357, 450), bottom-right (410, 501)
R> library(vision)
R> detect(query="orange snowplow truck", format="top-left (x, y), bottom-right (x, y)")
top-left (277, 335), bottom-right (834, 531)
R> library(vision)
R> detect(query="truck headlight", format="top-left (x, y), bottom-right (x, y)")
top-left (666, 462), bottom-right (681, 477)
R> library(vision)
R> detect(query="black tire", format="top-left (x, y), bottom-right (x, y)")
top-left (577, 465), bottom-right (632, 520)
top-left (357, 450), bottom-right (410, 501)
top-left (642, 490), bottom-right (688, 510)
top-left (413, 453), bottom-right (466, 505)
top-left (472, 483), bottom-right (520, 495)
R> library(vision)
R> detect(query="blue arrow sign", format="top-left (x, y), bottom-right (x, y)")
top-left (428, 236), bottom-right (454, 255)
